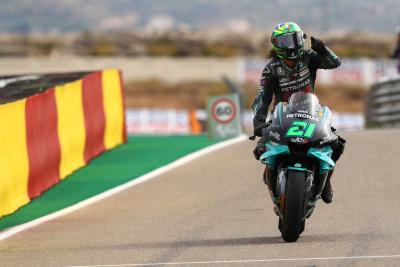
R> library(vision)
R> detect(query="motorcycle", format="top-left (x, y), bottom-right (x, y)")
top-left (259, 92), bottom-right (337, 242)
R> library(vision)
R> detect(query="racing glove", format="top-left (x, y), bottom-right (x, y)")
top-left (311, 36), bottom-right (327, 54)
top-left (253, 140), bottom-right (267, 160)
top-left (254, 122), bottom-right (267, 137)
top-left (253, 119), bottom-right (272, 137)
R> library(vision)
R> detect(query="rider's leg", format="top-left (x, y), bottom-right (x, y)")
top-left (331, 135), bottom-right (346, 162)
top-left (322, 135), bottom-right (346, 204)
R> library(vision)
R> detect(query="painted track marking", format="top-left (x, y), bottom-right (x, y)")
top-left (0, 135), bottom-right (247, 241)
top-left (68, 254), bottom-right (400, 266)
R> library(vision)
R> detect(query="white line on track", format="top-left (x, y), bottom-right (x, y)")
top-left (68, 254), bottom-right (400, 267)
top-left (0, 134), bottom-right (248, 241)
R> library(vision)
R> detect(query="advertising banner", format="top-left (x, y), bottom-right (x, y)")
top-left (207, 94), bottom-right (242, 140)
top-left (126, 109), bottom-right (191, 135)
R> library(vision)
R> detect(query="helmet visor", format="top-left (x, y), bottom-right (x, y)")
top-left (275, 32), bottom-right (304, 50)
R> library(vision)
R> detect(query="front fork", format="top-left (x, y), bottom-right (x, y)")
top-left (266, 166), bottom-right (325, 220)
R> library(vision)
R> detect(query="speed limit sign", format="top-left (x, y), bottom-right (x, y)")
top-left (207, 94), bottom-right (242, 140)
top-left (211, 98), bottom-right (237, 124)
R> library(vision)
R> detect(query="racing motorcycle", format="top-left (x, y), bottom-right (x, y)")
top-left (259, 92), bottom-right (337, 242)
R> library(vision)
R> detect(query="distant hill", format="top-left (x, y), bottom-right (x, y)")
top-left (1, 0), bottom-right (398, 33)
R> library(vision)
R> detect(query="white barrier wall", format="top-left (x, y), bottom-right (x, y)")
top-left (126, 109), bottom-right (191, 135)
top-left (3, 57), bottom-right (396, 86)
top-left (331, 112), bottom-right (365, 131)
top-left (242, 110), bottom-right (364, 132)
top-left (126, 108), bottom-right (364, 135)
top-left (237, 58), bottom-right (398, 86)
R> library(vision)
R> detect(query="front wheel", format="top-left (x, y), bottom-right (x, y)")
top-left (281, 170), bottom-right (306, 242)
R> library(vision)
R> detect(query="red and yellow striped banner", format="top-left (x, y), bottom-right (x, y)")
top-left (0, 69), bottom-right (126, 217)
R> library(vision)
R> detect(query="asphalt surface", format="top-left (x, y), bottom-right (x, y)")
top-left (1, 129), bottom-right (400, 267)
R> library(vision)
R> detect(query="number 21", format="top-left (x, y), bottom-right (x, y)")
top-left (286, 121), bottom-right (316, 138)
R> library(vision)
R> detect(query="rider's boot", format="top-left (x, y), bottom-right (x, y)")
top-left (321, 169), bottom-right (334, 204)
top-left (321, 136), bottom-right (345, 204)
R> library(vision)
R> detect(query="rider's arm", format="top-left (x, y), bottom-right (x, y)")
top-left (310, 47), bottom-right (341, 70)
top-left (252, 65), bottom-right (277, 136)
top-left (309, 37), bottom-right (341, 70)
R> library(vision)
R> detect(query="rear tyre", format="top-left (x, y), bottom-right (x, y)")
top-left (281, 170), bottom-right (306, 242)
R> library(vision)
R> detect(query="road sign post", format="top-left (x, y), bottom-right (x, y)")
top-left (207, 94), bottom-right (242, 140)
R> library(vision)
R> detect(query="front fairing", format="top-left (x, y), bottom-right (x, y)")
top-left (260, 94), bottom-right (337, 221)
top-left (262, 102), bottom-right (338, 146)
top-left (261, 97), bottom-right (337, 174)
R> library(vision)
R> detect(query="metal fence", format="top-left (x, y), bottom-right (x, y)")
top-left (366, 78), bottom-right (400, 127)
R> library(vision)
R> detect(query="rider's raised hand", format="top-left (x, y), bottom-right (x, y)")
top-left (311, 36), bottom-right (327, 54)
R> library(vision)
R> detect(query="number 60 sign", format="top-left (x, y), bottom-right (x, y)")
top-left (207, 94), bottom-right (242, 140)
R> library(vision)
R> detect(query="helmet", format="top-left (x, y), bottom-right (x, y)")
top-left (271, 22), bottom-right (306, 60)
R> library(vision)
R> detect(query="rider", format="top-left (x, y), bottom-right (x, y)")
top-left (252, 22), bottom-right (345, 204)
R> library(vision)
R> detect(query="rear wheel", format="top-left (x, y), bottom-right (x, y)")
top-left (281, 170), bottom-right (306, 242)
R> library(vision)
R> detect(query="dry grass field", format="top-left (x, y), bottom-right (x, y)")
top-left (125, 79), bottom-right (366, 112)
top-left (0, 56), bottom-right (367, 112)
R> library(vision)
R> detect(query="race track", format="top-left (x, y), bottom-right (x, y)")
top-left (1, 129), bottom-right (400, 267)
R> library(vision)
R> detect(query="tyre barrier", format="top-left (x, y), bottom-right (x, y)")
top-left (366, 77), bottom-right (400, 127)
top-left (0, 69), bottom-right (126, 217)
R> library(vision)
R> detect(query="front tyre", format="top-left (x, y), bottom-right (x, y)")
top-left (281, 170), bottom-right (306, 242)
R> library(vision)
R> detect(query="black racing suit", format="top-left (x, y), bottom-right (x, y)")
top-left (253, 47), bottom-right (345, 162)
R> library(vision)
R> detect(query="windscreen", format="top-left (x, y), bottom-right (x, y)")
top-left (288, 92), bottom-right (320, 115)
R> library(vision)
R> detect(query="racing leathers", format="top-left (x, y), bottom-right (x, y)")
top-left (253, 47), bottom-right (341, 136)
top-left (252, 44), bottom-right (347, 163)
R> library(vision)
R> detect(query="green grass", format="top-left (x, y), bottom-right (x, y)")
top-left (0, 135), bottom-right (217, 231)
